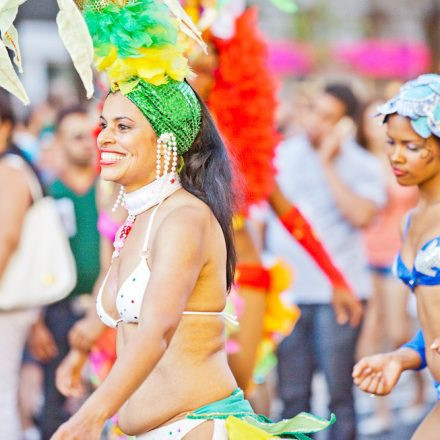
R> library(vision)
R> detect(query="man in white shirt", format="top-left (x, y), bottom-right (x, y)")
top-left (266, 84), bottom-right (386, 440)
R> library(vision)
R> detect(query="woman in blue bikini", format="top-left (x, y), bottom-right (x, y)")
top-left (353, 74), bottom-right (440, 439)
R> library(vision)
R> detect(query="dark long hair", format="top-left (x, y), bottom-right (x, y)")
top-left (180, 97), bottom-right (236, 290)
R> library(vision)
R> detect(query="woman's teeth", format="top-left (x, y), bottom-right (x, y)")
top-left (101, 152), bottom-right (126, 162)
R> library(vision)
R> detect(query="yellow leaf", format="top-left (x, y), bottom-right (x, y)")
top-left (56, 0), bottom-right (94, 98)
top-left (0, 39), bottom-right (29, 105)
top-left (225, 416), bottom-right (274, 440)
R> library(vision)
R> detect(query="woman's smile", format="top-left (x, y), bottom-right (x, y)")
top-left (100, 150), bottom-right (131, 166)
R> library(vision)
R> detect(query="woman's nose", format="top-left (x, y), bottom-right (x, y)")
top-left (390, 144), bottom-right (405, 163)
top-left (97, 128), bottom-right (115, 146)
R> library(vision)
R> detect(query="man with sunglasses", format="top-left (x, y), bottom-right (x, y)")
top-left (27, 105), bottom-right (101, 439)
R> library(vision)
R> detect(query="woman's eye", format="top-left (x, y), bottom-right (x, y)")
top-left (118, 124), bottom-right (130, 130)
top-left (99, 122), bottom-right (107, 130)
top-left (406, 143), bottom-right (421, 151)
top-left (386, 139), bottom-right (395, 146)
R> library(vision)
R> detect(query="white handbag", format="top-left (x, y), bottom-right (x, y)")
top-left (0, 154), bottom-right (77, 310)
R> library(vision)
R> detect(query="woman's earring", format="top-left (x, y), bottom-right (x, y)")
top-left (157, 133), bottom-right (178, 181)
top-left (112, 185), bottom-right (125, 212)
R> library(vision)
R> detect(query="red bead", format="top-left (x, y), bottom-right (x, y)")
top-left (171, 178), bottom-right (175, 184)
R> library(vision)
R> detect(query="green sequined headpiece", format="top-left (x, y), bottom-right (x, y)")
top-left (126, 79), bottom-right (201, 155)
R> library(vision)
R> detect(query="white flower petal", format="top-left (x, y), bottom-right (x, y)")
top-left (2, 24), bottom-right (23, 72)
top-left (0, 39), bottom-right (29, 105)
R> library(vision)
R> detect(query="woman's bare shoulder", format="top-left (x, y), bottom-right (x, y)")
top-left (167, 189), bottom-right (216, 223)
top-left (0, 158), bottom-right (31, 195)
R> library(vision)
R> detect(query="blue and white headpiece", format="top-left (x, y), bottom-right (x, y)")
top-left (377, 74), bottom-right (440, 139)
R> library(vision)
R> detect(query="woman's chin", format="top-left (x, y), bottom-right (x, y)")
top-left (100, 164), bottom-right (125, 183)
top-left (394, 175), bottom-right (417, 187)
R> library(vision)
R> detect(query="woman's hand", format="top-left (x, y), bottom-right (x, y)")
top-left (68, 313), bottom-right (106, 353)
top-left (56, 349), bottom-right (88, 398)
top-left (50, 408), bottom-right (105, 440)
top-left (352, 353), bottom-right (403, 396)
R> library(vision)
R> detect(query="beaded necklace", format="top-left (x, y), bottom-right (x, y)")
top-left (112, 174), bottom-right (182, 259)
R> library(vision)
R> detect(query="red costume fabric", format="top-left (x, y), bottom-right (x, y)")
top-left (209, 7), bottom-right (280, 214)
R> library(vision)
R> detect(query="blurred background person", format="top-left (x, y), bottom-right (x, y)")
top-left (266, 83), bottom-right (386, 440)
top-left (356, 99), bottom-right (421, 435)
top-left (0, 90), bottom-right (42, 439)
top-left (27, 105), bottom-right (101, 440)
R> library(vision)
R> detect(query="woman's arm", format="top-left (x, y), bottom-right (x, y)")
top-left (269, 184), bottom-right (363, 326)
top-left (353, 345), bottom-right (423, 396)
top-left (52, 205), bottom-right (209, 437)
top-left (0, 162), bottom-right (32, 277)
top-left (269, 183), bottom-right (351, 291)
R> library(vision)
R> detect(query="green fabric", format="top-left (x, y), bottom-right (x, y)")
top-left (48, 180), bottom-right (100, 299)
top-left (188, 389), bottom-right (254, 420)
top-left (126, 79), bottom-right (201, 154)
top-left (188, 388), bottom-right (335, 439)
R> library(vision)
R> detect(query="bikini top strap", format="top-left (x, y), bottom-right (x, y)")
top-left (142, 201), bottom-right (164, 255)
top-left (403, 211), bottom-right (413, 239)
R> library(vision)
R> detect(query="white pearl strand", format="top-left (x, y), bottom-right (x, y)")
top-left (157, 133), bottom-right (178, 181)
top-left (112, 185), bottom-right (125, 212)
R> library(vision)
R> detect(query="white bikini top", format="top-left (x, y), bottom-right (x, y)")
top-left (96, 202), bottom-right (238, 328)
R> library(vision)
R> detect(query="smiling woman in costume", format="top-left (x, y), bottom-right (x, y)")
top-left (353, 74), bottom-right (440, 439)
top-left (51, 1), bottom-right (334, 439)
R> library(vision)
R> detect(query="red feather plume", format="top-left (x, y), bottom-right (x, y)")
top-left (208, 7), bottom-right (280, 214)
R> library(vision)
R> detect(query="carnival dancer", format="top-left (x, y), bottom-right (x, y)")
top-left (188, 2), bottom-right (362, 396)
top-left (60, 3), bottom-right (361, 415)
top-left (48, 0), bottom-right (334, 438)
top-left (353, 74), bottom-right (440, 440)
top-left (356, 99), bottom-right (419, 435)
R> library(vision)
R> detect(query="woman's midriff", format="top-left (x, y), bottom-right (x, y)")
top-left (116, 316), bottom-right (237, 436)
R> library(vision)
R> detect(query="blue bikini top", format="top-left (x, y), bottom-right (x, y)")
top-left (393, 214), bottom-right (440, 291)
